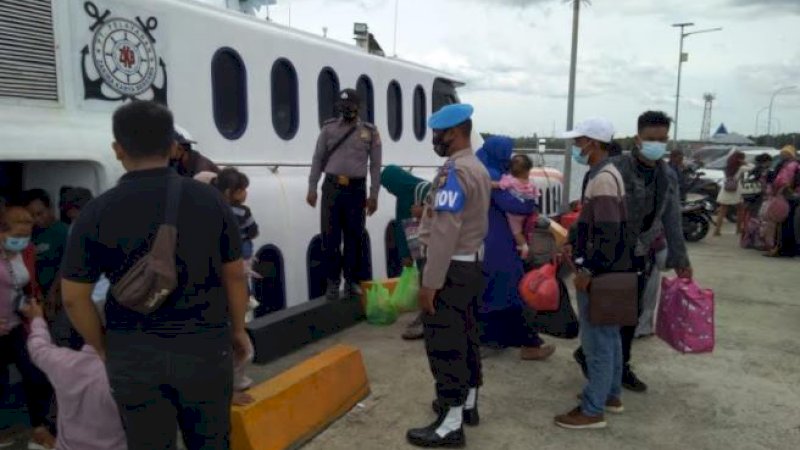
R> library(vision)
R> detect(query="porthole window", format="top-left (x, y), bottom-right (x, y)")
top-left (211, 47), bottom-right (247, 140)
top-left (271, 58), bottom-right (299, 140)
top-left (413, 85), bottom-right (426, 141)
top-left (253, 245), bottom-right (286, 317)
top-left (387, 80), bottom-right (403, 141)
top-left (433, 78), bottom-right (459, 113)
top-left (356, 75), bottom-right (374, 123)
top-left (317, 67), bottom-right (340, 127)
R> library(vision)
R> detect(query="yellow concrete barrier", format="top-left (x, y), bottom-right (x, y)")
top-left (231, 345), bottom-right (370, 450)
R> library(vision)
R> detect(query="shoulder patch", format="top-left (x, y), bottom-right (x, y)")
top-left (433, 166), bottom-right (466, 213)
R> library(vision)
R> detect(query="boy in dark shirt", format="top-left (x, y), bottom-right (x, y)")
top-left (212, 168), bottom-right (259, 260)
top-left (23, 189), bottom-right (69, 297)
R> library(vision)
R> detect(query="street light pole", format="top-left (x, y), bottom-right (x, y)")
top-left (562, 0), bottom-right (581, 210)
top-left (671, 23), bottom-right (722, 147)
top-left (767, 85), bottom-right (797, 136)
top-left (755, 106), bottom-right (769, 136)
top-left (672, 23), bottom-right (692, 147)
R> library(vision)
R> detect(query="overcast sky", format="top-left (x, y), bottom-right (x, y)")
top-left (240, 0), bottom-right (800, 139)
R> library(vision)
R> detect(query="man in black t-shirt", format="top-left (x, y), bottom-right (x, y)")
top-left (61, 101), bottom-right (250, 450)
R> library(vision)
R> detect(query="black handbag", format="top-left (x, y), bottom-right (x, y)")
top-left (529, 278), bottom-right (579, 339)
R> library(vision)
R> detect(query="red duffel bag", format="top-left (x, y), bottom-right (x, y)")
top-left (519, 263), bottom-right (559, 312)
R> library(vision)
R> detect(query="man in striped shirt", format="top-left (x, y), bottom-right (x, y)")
top-left (556, 118), bottom-right (632, 429)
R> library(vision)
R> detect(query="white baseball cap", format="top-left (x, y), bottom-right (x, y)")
top-left (561, 117), bottom-right (615, 143)
top-left (174, 124), bottom-right (196, 147)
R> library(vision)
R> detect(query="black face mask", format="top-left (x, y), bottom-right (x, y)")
top-left (340, 104), bottom-right (359, 122)
top-left (432, 130), bottom-right (452, 157)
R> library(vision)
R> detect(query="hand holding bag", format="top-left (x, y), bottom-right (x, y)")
top-left (656, 277), bottom-right (715, 353)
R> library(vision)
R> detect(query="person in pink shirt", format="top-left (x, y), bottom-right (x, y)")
top-left (492, 154), bottom-right (540, 258)
top-left (766, 145), bottom-right (799, 257)
top-left (20, 299), bottom-right (126, 450)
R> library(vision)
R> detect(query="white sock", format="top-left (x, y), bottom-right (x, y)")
top-left (465, 388), bottom-right (477, 410)
top-left (435, 406), bottom-right (464, 437)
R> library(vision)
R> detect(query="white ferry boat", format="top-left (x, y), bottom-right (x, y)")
top-left (0, 0), bottom-right (564, 360)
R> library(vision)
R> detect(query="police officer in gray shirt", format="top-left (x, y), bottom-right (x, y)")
top-left (406, 104), bottom-right (491, 448)
top-left (307, 89), bottom-right (382, 299)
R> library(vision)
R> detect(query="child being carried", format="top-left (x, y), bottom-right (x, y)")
top-left (492, 154), bottom-right (539, 258)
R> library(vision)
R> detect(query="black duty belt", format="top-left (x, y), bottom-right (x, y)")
top-left (325, 174), bottom-right (366, 187)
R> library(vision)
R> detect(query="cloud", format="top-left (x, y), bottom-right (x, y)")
top-left (735, 53), bottom-right (800, 97)
top-left (727, 0), bottom-right (800, 14)
top-left (464, 0), bottom-right (554, 6)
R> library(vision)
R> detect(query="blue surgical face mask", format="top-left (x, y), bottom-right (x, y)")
top-left (640, 141), bottom-right (668, 161)
top-left (3, 236), bottom-right (30, 253)
top-left (571, 145), bottom-right (590, 166)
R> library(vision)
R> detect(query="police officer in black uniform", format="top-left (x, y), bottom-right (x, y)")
top-left (307, 89), bottom-right (383, 299)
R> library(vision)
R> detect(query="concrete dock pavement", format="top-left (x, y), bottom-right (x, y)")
top-left (248, 228), bottom-right (800, 450)
top-left (2, 228), bottom-right (798, 449)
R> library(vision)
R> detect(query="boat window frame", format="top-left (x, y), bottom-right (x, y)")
top-left (271, 57), bottom-right (300, 140)
top-left (211, 47), bottom-right (248, 140)
top-left (387, 80), bottom-right (403, 141)
top-left (317, 67), bottom-right (341, 127)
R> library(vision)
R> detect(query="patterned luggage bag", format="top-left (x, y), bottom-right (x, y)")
top-left (656, 277), bottom-right (715, 354)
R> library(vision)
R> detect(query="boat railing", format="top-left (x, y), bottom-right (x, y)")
top-left (214, 161), bottom-right (443, 174)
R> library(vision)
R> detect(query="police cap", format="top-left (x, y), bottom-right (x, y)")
top-left (428, 103), bottom-right (474, 130)
top-left (338, 89), bottom-right (361, 106)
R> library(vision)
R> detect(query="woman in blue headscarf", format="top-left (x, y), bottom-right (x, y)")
top-left (476, 136), bottom-right (555, 360)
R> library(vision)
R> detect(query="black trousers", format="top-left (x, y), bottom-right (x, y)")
top-left (0, 324), bottom-right (54, 430)
top-left (321, 176), bottom-right (367, 285)
top-left (106, 331), bottom-right (233, 450)
top-left (620, 269), bottom-right (650, 368)
top-left (778, 198), bottom-right (799, 257)
top-left (422, 261), bottom-right (484, 407)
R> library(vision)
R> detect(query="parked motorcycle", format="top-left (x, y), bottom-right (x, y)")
top-left (682, 196), bottom-right (716, 242)
top-left (684, 168), bottom-right (737, 223)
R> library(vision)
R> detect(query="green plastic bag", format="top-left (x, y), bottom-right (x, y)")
top-left (391, 266), bottom-right (420, 313)
top-left (366, 282), bottom-right (398, 325)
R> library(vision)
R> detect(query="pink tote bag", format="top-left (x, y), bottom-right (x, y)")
top-left (656, 277), bottom-right (715, 353)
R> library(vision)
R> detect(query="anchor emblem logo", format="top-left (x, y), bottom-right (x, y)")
top-left (80, 1), bottom-right (168, 103)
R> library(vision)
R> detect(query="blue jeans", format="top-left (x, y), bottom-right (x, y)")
top-left (577, 291), bottom-right (622, 417)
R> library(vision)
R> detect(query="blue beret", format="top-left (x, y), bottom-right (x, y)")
top-left (428, 103), bottom-right (474, 130)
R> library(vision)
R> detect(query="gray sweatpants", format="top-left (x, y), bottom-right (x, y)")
top-left (636, 248), bottom-right (668, 337)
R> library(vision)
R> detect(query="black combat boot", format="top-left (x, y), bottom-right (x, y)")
top-left (407, 405), bottom-right (465, 448)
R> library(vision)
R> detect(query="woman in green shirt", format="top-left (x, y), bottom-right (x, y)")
top-left (380, 165), bottom-right (430, 340)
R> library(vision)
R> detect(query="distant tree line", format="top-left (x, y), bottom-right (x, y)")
top-left (747, 134), bottom-right (799, 148)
